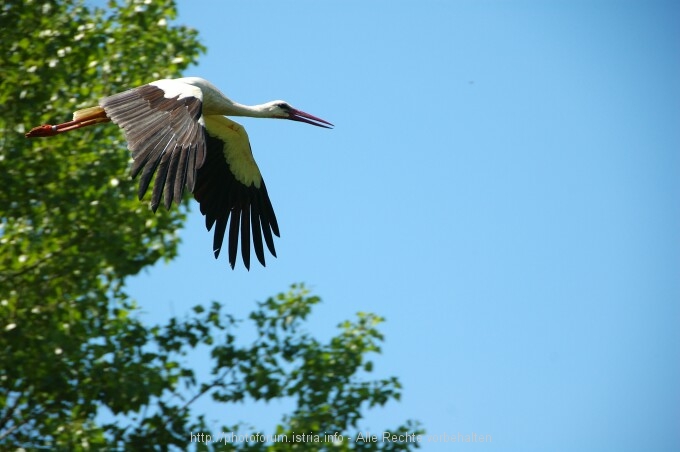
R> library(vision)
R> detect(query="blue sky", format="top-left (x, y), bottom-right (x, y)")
top-left (123, 1), bottom-right (679, 450)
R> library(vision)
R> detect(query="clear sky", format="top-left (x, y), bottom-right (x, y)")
top-left (123, 1), bottom-right (679, 450)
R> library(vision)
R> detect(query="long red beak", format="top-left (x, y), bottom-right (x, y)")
top-left (289, 108), bottom-right (334, 128)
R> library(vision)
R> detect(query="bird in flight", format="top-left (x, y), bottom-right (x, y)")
top-left (25, 77), bottom-right (333, 269)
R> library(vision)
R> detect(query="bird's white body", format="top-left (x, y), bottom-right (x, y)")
top-left (150, 78), bottom-right (203, 102)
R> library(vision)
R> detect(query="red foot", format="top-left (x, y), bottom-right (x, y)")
top-left (25, 124), bottom-right (58, 138)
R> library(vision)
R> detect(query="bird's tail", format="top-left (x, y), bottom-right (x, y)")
top-left (25, 106), bottom-right (110, 138)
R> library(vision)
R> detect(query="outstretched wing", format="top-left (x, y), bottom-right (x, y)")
top-left (194, 115), bottom-right (279, 270)
top-left (100, 79), bottom-right (206, 211)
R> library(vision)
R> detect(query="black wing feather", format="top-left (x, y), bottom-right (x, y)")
top-left (194, 131), bottom-right (279, 269)
top-left (228, 207), bottom-right (241, 269)
top-left (241, 204), bottom-right (251, 269)
top-left (250, 204), bottom-right (265, 266)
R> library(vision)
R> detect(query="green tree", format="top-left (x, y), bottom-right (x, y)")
top-left (0, 0), bottom-right (421, 449)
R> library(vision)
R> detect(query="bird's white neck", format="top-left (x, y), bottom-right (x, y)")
top-left (213, 101), bottom-right (273, 118)
top-left (180, 77), bottom-right (274, 118)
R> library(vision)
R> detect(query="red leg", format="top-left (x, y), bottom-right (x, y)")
top-left (25, 107), bottom-right (110, 138)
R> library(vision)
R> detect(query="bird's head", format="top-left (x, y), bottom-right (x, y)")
top-left (265, 101), bottom-right (334, 128)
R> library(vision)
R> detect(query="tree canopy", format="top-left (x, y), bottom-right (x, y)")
top-left (0, 0), bottom-right (421, 449)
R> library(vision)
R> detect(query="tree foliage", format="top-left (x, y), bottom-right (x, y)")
top-left (0, 0), bottom-right (420, 449)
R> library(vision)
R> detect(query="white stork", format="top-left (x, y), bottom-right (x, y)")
top-left (25, 77), bottom-right (333, 269)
